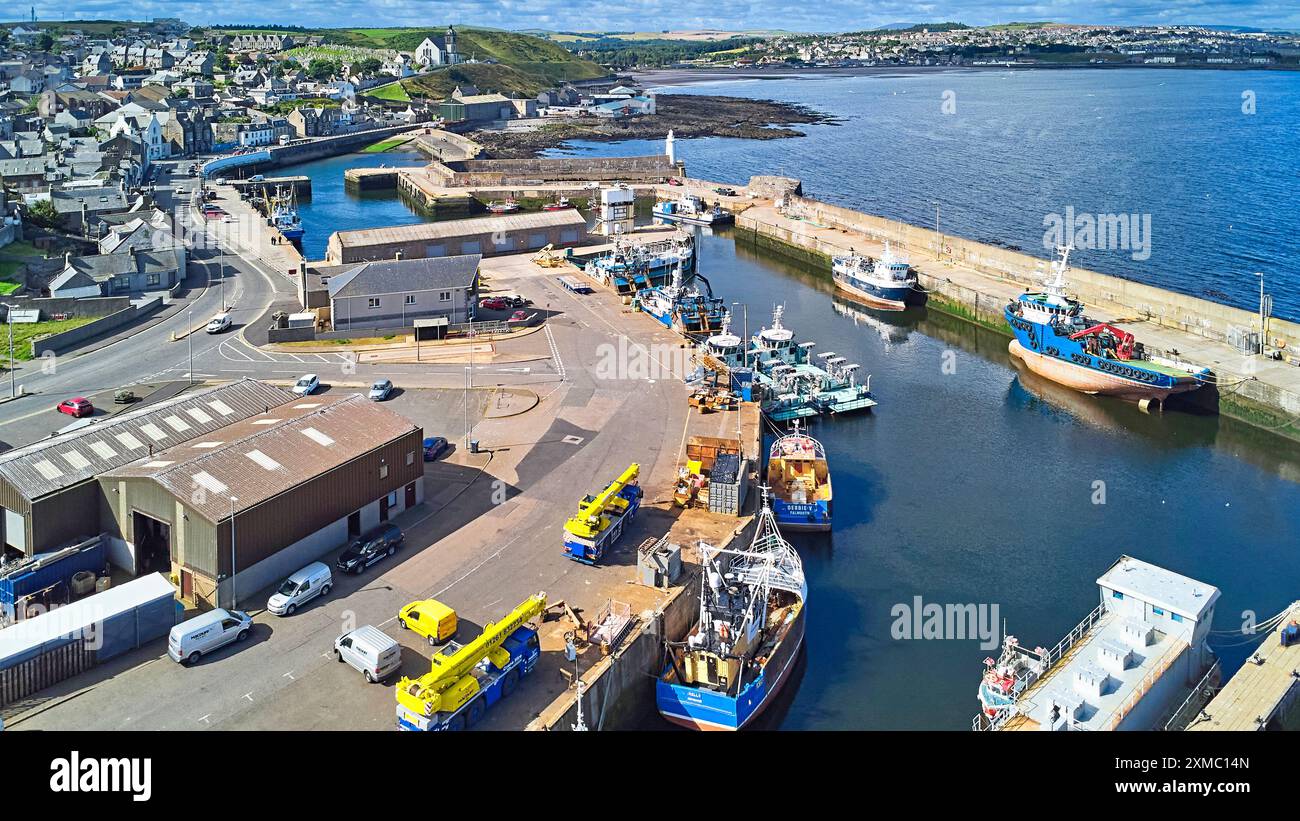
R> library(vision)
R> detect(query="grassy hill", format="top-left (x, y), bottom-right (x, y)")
top-left (370, 62), bottom-right (572, 104)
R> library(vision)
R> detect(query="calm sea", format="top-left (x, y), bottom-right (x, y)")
top-left (286, 70), bottom-right (1300, 728)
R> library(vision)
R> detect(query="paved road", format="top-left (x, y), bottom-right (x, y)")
top-left (7, 256), bottom-right (695, 731)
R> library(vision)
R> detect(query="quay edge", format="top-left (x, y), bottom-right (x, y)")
top-left (732, 192), bottom-right (1300, 442)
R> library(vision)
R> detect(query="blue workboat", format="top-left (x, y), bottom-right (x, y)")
top-left (1005, 246), bottom-right (1210, 406)
top-left (831, 242), bottom-right (916, 310)
top-left (657, 490), bottom-right (806, 730)
top-left (585, 235), bottom-right (694, 295)
top-left (635, 265), bottom-right (727, 338)
top-left (765, 422), bottom-right (832, 532)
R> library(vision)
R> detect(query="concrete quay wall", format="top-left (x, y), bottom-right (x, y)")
top-left (767, 194), bottom-right (1300, 352)
top-left (735, 197), bottom-right (1300, 436)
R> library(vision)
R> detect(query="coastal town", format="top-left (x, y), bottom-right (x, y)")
top-left (0, 10), bottom-right (1294, 790)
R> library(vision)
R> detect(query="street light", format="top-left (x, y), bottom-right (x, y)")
top-left (1253, 272), bottom-right (1263, 355)
top-left (3, 303), bottom-right (16, 399)
top-left (229, 495), bottom-right (239, 609)
top-left (187, 302), bottom-right (194, 386)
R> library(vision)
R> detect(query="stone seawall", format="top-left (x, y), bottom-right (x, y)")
top-left (735, 196), bottom-right (1300, 439)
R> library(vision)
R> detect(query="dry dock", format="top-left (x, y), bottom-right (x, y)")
top-left (1187, 603), bottom-right (1300, 731)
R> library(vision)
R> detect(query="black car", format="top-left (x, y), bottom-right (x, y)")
top-left (335, 524), bottom-right (405, 575)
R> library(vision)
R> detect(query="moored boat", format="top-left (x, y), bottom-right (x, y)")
top-left (635, 265), bottom-right (727, 338)
top-left (584, 235), bottom-right (695, 295)
top-left (831, 242), bottom-right (916, 309)
top-left (654, 194), bottom-right (734, 226)
top-left (1005, 246), bottom-right (1210, 405)
top-left (657, 489), bottom-right (806, 730)
top-left (486, 199), bottom-right (519, 214)
top-left (765, 421), bottom-right (832, 532)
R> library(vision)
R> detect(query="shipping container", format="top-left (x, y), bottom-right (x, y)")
top-left (0, 537), bottom-right (106, 622)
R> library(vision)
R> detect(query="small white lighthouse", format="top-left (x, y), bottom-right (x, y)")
top-left (665, 129), bottom-right (675, 165)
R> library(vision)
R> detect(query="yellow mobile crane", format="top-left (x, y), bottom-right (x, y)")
top-left (562, 463), bottom-right (643, 565)
top-left (395, 592), bottom-right (547, 731)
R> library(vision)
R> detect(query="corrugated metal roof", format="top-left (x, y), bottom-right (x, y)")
top-left (102, 394), bottom-right (418, 523)
top-left (0, 379), bottom-right (297, 502)
top-left (333, 209), bottom-right (586, 248)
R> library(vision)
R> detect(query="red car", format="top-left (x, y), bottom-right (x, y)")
top-left (667, 177), bottom-right (684, 186)
top-left (479, 297), bottom-right (509, 311)
top-left (57, 397), bottom-right (93, 418)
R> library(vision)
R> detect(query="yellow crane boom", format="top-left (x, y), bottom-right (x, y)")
top-left (396, 592), bottom-right (547, 717)
top-left (564, 463), bottom-right (640, 540)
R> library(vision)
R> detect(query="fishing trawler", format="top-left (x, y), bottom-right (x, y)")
top-left (486, 199), bottom-right (519, 214)
top-left (975, 555), bottom-right (1220, 731)
top-left (831, 242), bottom-right (916, 309)
top-left (1005, 246), bottom-right (1210, 405)
top-left (657, 490), bottom-right (806, 730)
top-left (765, 421), bottom-right (832, 532)
top-left (542, 196), bottom-right (572, 211)
top-left (635, 265), bottom-right (727, 338)
top-left (654, 194), bottom-right (733, 226)
top-left (584, 235), bottom-right (695, 295)
top-left (270, 185), bottom-right (304, 242)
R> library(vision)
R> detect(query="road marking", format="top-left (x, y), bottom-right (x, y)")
top-left (197, 714), bottom-right (211, 724)
top-left (242, 692), bottom-right (254, 703)
top-left (283, 671), bottom-right (295, 681)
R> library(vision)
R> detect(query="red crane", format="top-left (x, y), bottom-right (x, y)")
top-left (1069, 323), bottom-right (1136, 360)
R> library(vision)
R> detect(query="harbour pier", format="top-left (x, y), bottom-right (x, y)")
top-left (1187, 602), bottom-right (1300, 731)
top-left (730, 183), bottom-right (1300, 438)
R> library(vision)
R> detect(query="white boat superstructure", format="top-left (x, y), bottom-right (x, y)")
top-left (976, 555), bottom-right (1220, 732)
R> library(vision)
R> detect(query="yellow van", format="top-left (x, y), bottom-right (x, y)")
top-left (398, 599), bottom-right (458, 645)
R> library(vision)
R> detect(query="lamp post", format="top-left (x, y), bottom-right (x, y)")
top-left (934, 201), bottom-right (944, 261)
top-left (229, 495), bottom-right (239, 609)
top-left (731, 301), bottom-right (749, 371)
top-left (187, 301), bottom-right (194, 386)
top-left (1253, 272), bottom-right (1263, 355)
top-left (4, 303), bottom-right (15, 399)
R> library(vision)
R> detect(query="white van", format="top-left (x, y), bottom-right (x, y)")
top-left (205, 313), bottom-right (232, 334)
top-left (334, 625), bottom-right (402, 683)
top-left (267, 562), bottom-right (332, 616)
top-left (168, 608), bottom-right (252, 665)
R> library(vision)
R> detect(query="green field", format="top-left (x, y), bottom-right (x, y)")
top-left (367, 82), bottom-right (411, 102)
top-left (362, 137), bottom-right (413, 152)
top-left (6, 317), bottom-right (98, 361)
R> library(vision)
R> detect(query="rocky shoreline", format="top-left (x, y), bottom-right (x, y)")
top-left (471, 93), bottom-right (837, 159)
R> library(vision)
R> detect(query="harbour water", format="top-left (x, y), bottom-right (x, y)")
top-left (285, 69), bottom-right (1300, 729)
top-left (292, 150), bottom-right (430, 260)
top-left (548, 68), bottom-right (1300, 321)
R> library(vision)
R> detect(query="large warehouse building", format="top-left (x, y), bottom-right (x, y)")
top-left (99, 393), bottom-right (424, 608)
top-left (0, 380), bottom-right (425, 610)
top-left (324, 209), bottom-right (586, 264)
top-left (0, 380), bottom-right (296, 559)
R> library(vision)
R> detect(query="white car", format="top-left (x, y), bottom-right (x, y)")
top-left (205, 313), bottom-right (231, 334)
top-left (292, 374), bottom-right (319, 395)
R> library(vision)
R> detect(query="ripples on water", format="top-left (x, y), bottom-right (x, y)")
top-left (547, 68), bottom-right (1300, 320)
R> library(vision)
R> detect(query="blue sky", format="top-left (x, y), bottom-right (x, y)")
top-left (23, 1), bottom-right (1300, 33)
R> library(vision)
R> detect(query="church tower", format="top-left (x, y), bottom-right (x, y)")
top-left (445, 25), bottom-right (459, 65)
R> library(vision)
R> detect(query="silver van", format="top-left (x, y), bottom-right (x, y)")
top-left (334, 625), bottom-right (401, 683)
top-left (267, 562), bottom-right (332, 616)
top-left (168, 608), bottom-right (252, 665)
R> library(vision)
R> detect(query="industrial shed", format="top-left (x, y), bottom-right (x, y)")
top-left (325, 209), bottom-right (587, 264)
top-left (0, 379), bottom-right (297, 563)
top-left (98, 394), bottom-right (424, 609)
